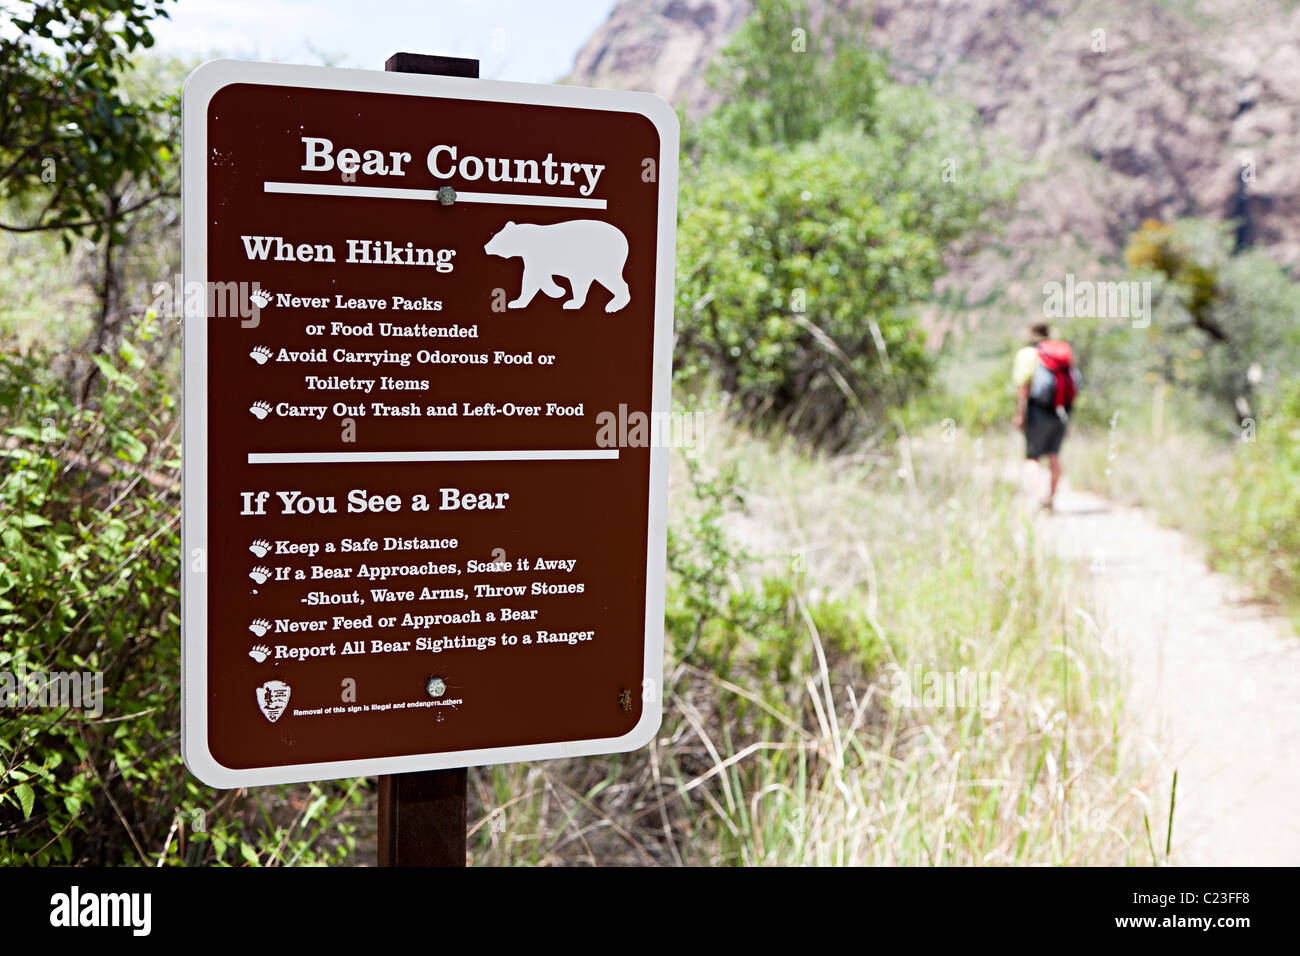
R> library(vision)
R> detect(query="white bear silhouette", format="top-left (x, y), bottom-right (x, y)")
top-left (485, 219), bottom-right (631, 313)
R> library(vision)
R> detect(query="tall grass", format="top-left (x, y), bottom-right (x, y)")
top-left (1066, 390), bottom-right (1300, 614)
top-left (464, 406), bottom-right (1154, 865)
top-left (1065, 394), bottom-right (1233, 543)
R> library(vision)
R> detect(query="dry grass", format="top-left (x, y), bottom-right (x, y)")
top-left (454, 406), bottom-right (1155, 866)
top-left (1065, 416), bottom-right (1233, 543)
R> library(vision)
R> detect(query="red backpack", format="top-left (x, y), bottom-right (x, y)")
top-left (1029, 340), bottom-right (1078, 411)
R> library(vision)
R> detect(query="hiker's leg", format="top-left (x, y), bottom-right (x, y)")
top-left (1046, 453), bottom-right (1061, 502)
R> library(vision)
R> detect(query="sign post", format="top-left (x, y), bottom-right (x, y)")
top-left (179, 55), bottom-right (679, 864)
top-left (374, 51), bottom-right (480, 869)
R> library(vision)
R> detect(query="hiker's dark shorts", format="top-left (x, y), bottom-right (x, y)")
top-left (1025, 403), bottom-right (1068, 459)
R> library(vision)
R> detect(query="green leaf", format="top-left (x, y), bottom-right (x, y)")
top-left (114, 432), bottom-right (147, 464)
top-left (15, 784), bottom-right (35, 820)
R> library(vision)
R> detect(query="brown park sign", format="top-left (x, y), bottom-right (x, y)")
top-left (180, 60), bottom-right (678, 787)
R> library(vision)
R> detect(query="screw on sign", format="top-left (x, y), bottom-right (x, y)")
top-left (179, 52), bottom-right (679, 867)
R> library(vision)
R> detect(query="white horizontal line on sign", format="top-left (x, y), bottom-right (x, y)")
top-left (263, 181), bottom-right (608, 209)
top-left (248, 449), bottom-right (621, 464)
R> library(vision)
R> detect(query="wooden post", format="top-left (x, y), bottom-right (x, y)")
top-left (375, 50), bottom-right (479, 868)
top-left (385, 52), bottom-right (479, 77)
top-left (377, 769), bottom-right (467, 866)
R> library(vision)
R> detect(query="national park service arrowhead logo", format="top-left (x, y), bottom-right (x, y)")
top-left (256, 679), bottom-right (291, 723)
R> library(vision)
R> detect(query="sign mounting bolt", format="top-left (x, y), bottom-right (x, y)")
top-left (437, 186), bottom-right (456, 205)
top-left (426, 677), bottom-right (447, 698)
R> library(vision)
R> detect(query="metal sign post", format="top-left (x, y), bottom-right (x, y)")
top-left (376, 52), bottom-right (479, 868)
top-left (376, 760), bottom-right (466, 866)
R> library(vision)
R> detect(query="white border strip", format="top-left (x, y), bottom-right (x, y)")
top-left (248, 449), bottom-right (620, 464)
top-left (265, 180), bottom-right (608, 209)
top-left (182, 59), bottom-right (678, 788)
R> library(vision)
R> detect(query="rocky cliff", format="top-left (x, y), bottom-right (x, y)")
top-left (568, 0), bottom-right (750, 114)
top-left (567, 0), bottom-right (1300, 322)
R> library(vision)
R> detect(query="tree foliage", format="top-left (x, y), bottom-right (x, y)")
top-left (0, 0), bottom-right (177, 239)
top-left (694, 0), bottom-right (884, 153)
top-left (1118, 218), bottom-right (1300, 422)
top-left (675, 0), bottom-right (1019, 445)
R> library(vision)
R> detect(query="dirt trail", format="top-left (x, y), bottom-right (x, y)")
top-left (1044, 478), bottom-right (1300, 866)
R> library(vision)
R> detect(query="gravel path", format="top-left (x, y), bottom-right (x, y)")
top-left (1046, 480), bottom-right (1300, 865)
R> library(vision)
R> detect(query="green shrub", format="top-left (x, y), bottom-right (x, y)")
top-left (1120, 219), bottom-right (1300, 426)
top-left (906, 363), bottom-right (1019, 436)
top-left (674, 0), bottom-right (1020, 448)
top-left (0, 323), bottom-right (363, 865)
top-left (1206, 379), bottom-right (1300, 607)
top-left (665, 453), bottom-right (883, 695)
top-left (674, 133), bottom-right (938, 447)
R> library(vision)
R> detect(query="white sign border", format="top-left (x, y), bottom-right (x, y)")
top-left (181, 58), bottom-right (677, 789)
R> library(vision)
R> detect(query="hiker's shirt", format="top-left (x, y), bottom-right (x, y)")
top-left (1012, 346), bottom-right (1039, 389)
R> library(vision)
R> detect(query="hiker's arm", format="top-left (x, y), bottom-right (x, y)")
top-left (1014, 384), bottom-right (1028, 430)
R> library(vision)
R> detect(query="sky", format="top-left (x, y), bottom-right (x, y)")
top-left (149, 0), bottom-right (621, 83)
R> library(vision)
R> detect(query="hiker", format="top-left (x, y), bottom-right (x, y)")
top-left (1013, 322), bottom-right (1079, 511)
